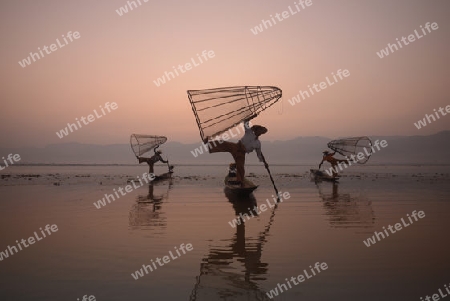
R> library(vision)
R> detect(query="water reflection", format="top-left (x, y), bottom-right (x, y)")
top-left (315, 182), bottom-right (376, 228)
top-left (128, 181), bottom-right (173, 230)
top-left (189, 189), bottom-right (277, 301)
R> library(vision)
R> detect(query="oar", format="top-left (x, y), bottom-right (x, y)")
top-left (261, 153), bottom-right (280, 201)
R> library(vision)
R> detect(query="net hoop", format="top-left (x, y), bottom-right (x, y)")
top-left (188, 86), bottom-right (282, 141)
top-left (130, 134), bottom-right (167, 158)
top-left (327, 136), bottom-right (373, 164)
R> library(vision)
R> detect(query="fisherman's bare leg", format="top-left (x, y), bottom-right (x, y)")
top-left (233, 152), bottom-right (246, 186)
top-left (337, 159), bottom-right (349, 164)
top-left (208, 141), bottom-right (247, 185)
top-left (331, 163), bottom-right (339, 177)
top-left (208, 140), bottom-right (238, 154)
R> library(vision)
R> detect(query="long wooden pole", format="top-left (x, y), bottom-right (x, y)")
top-left (261, 153), bottom-right (280, 201)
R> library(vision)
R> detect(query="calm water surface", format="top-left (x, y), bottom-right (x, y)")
top-left (0, 165), bottom-right (449, 300)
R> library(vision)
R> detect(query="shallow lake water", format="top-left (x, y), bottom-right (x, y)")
top-left (0, 165), bottom-right (449, 300)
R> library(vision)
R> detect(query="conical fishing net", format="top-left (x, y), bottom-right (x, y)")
top-left (188, 86), bottom-right (282, 141)
top-left (130, 134), bottom-right (167, 158)
top-left (327, 136), bottom-right (373, 164)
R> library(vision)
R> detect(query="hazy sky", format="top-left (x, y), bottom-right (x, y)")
top-left (1, 0), bottom-right (449, 147)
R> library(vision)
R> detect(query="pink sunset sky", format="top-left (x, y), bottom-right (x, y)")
top-left (0, 0), bottom-right (449, 148)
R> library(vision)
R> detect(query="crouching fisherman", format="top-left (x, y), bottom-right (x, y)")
top-left (319, 150), bottom-right (349, 177)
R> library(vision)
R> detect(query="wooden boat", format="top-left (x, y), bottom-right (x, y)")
top-left (152, 165), bottom-right (174, 182)
top-left (152, 172), bottom-right (171, 182)
top-left (310, 169), bottom-right (339, 182)
top-left (224, 176), bottom-right (258, 196)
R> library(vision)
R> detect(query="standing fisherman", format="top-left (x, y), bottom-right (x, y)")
top-left (137, 146), bottom-right (169, 174)
top-left (207, 120), bottom-right (268, 187)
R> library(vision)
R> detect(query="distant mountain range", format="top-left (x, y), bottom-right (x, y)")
top-left (1, 131), bottom-right (449, 165)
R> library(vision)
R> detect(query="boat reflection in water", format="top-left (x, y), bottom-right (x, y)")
top-left (315, 181), bottom-right (376, 229)
top-left (128, 180), bottom-right (173, 230)
top-left (189, 189), bottom-right (277, 301)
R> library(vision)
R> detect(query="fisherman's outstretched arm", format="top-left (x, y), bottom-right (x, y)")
top-left (257, 148), bottom-right (269, 168)
top-left (243, 114), bottom-right (257, 131)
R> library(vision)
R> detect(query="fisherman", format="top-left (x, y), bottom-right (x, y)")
top-left (319, 150), bottom-right (349, 177)
top-left (137, 146), bottom-right (169, 174)
top-left (207, 120), bottom-right (268, 187)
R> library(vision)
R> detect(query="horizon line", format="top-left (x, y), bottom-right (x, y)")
top-left (3, 130), bottom-right (448, 149)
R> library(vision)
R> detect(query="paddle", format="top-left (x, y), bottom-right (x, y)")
top-left (261, 153), bottom-right (280, 201)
